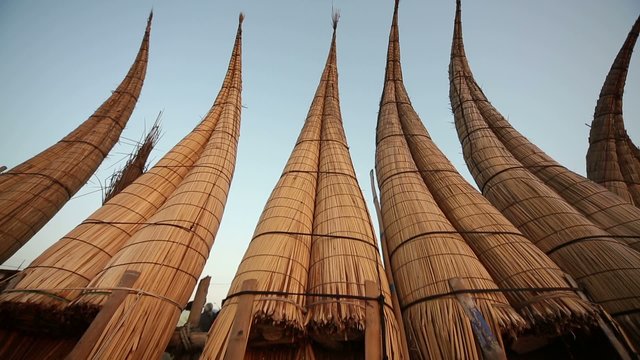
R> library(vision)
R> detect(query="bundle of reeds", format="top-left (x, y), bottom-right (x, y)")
top-left (202, 15), bottom-right (407, 360)
top-left (459, 15), bottom-right (640, 252)
top-left (0, 27), bottom-right (238, 325)
top-left (587, 15), bottom-right (640, 206)
top-left (450, 0), bottom-right (640, 346)
top-left (56, 15), bottom-right (243, 360)
top-left (305, 18), bottom-right (405, 358)
top-left (103, 115), bottom-right (161, 203)
top-left (382, 0), bottom-right (596, 334)
top-left (0, 13), bottom-right (153, 264)
top-left (373, 4), bottom-right (525, 360)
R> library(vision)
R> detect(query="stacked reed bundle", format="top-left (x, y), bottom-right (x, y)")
top-left (202, 15), bottom-right (407, 360)
top-left (374, 4), bottom-right (524, 359)
top-left (57, 15), bottom-right (243, 360)
top-left (587, 15), bottom-right (640, 206)
top-left (0, 13), bottom-right (152, 263)
top-left (306, 17), bottom-right (405, 358)
top-left (450, 0), bottom-right (640, 346)
top-left (460, 15), bottom-right (640, 252)
top-left (0, 29), bottom-right (237, 327)
top-left (103, 116), bottom-right (161, 203)
top-left (382, 0), bottom-right (596, 334)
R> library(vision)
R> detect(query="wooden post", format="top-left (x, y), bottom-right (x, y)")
top-left (369, 169), bottom-right (411, 357)
top-left (365, 280), bottom-right (383, 360)
top-left (223, 279), bottom-right (257, 360)
top-left (188, 276), bottom-right (211, 329)
top-left (448, 277), bottom-right (506, 360)
top-left (66, 270), bottom-right (140, 360)
top-left (564, 274), bottom-right (635, 359)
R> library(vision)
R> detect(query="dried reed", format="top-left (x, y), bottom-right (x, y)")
top-left (0, 13), bottom-right (153, 263)
top-left (450, 0), bottom-right (640, 346)
top-left (587, 15), bottom-right (640, 206)
top-left (0, 22), bottom-right (238, 322)
top-left (202, 16), bottom-right (406, 360)
top-left (382, 1), bottom-right (597, 334)
top-left (374, 4), bottom-right (525, 360)
top-left (103, 114), bottom-right (161, 203)
top-left (61, 15), bottom-right (243, 360)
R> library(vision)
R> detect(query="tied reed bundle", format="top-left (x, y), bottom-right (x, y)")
top-left (60, 16), bottom-right (243, 360)
top-left (0, 22), bottom-right (238, 326)
top-left (587, 15), bottom-right (640, 206)
top-left (202, 14), bottom-right (407, 360)
top-left (450, 0), bottom-right (640, 346)
top-left (0, 13), bottom-right (152, 264)
top-left (383, 0), bottom-right (596, 335)
top-left (374, 4), bottom-right (525, 360)
top-left (460, 16), bottom-right (640, 251)
top-left (103, 115), bottom-right (161, 203)
top-left (305, 18), bottom-right (405, 358)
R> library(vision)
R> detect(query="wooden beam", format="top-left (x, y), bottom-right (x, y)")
top-left (66, 270), bottom-right (140, 360)
top-left (448, 277), bottom-right (506, 360)
top-left (365, 280), bottom-right (382, 360)
top-left (564, 274), bottom-right (636, 359)
top-left (188, 276), bottom-right (211, 329)
top-left (223, 279), bottom-right (257, 360)
top-left (369, 169), bottom-right (411, 357)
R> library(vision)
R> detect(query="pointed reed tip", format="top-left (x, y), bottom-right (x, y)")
top-left (148, 9), bottom-right (153, 23)
top-left (239, 12), bottom-right (245, 25)
top-left (332, 9), bottom-right (340, 30)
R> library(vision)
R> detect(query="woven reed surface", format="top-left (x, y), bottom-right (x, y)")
top-left (202, 20), bottom-right (406, 360)
top-left (373, 4), bottom-right (525, 359)
top-left (0, 38), bottom-right (235, 314)
top-left (450, 0), bottom-right (640, 346)
top-left (463, 52), bottom-right (640, 252)
top-left (0, 16), bottom-right (152, 264)
top-left (103, 118), bottom-right (161, 203)
top-left (60, 18), bottom-right (242, 360)
top-left (587, 15), bottom-right (640, 206)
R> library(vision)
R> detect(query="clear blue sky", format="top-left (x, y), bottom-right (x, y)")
top-left (1, 0), bottom-right (638, 309)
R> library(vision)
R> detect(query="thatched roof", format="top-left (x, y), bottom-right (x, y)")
top-left (450, 0), bottom-right (640, 347)
top-left (102, 116), bottom-right (161, 204)
top-left (202, 14), bottom-right (407, 360)
top-left (373, 2), bottom-right (527, 359)
top-left (0, 13), bottom-right (152, 264)
top-left (587, 16), bottom-right (640, 206)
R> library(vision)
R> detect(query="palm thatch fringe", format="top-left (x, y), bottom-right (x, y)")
top-left (0, 13), bottom-right (152, 264)
top-left (587, 15), bottom-right (640, 206)
top-left (450, 0), bottom-right (640, 346)
top-left (103, 114), bottom-right (161, 204)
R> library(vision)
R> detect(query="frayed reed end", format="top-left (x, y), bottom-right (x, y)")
top-left (332, 9), bottom-right (340, 30)
top-left (239, 12), bottom-right (245, 25)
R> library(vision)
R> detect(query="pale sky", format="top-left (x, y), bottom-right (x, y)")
top-left (1, 0), bottom-right (638, 309)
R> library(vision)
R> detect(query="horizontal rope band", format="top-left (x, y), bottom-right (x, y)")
top-left (400, 285), bottom-right (581, 312)
top-left (388, 229), bottom-right (524, 260)
top-left (251, 230), bottom-right (380, 253)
